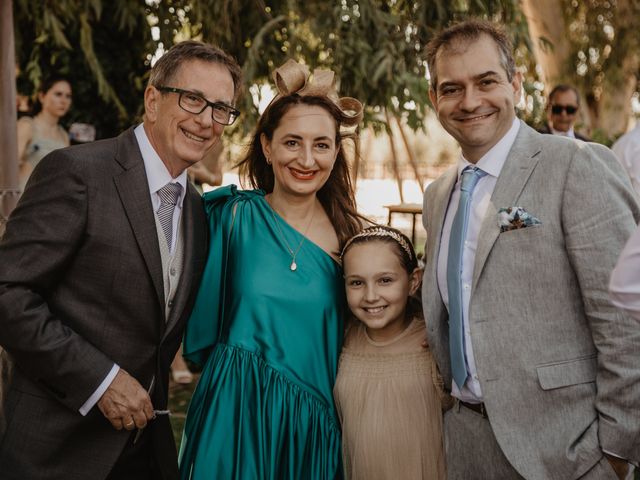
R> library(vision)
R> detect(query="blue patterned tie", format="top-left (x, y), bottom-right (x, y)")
top-left (157, 182), bottom-right (183, 249)
top-left (447, 166), bottom-right (487, 388)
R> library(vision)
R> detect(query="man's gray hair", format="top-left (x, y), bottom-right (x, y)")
top-left (148, 40), bottom-right (243, 102)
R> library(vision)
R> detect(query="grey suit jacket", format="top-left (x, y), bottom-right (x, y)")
top-left (0, 128), bottom-right (208, 480)
top-left (422, 122), bottom-right (640, 479)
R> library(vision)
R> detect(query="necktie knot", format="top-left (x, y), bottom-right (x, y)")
top-left (460, 166), bottom-right (487, 193)
top-left (158, 182), bottom-right (182, 207)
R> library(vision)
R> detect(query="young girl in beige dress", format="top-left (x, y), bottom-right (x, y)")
top-left (334, 226), bottom-right (450, 480)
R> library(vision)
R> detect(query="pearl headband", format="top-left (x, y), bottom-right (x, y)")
top-left (341, 226), bottom-right (415, 263)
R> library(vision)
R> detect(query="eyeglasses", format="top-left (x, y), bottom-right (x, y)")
top-left (551, 104), bottom-right (578, 115)
top-left (156, 86), bottom-right (240, 126)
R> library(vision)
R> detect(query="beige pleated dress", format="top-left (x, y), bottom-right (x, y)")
top-left (333, 317), bottom-right (448, 480)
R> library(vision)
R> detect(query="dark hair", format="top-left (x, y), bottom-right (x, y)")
top-left (148, 40), bottom-right (243, 102)
top-left (342, 225), bottom-right (422, 317)
top-left (38, 76), bottom-right (71, 95)
top-left (426, 19), bottom-right (515, 94)
top-left (237, 94), bottom-right (364, 247)
top-left (548, 84), bottom-right (580, 106)
top-left (31, 76), bottom-right (71, 115)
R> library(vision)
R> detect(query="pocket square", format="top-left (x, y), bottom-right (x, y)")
top-left (497, 207), bottom-right (542, 232)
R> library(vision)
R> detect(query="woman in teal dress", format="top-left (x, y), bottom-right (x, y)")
top-left (179, 60), bottom-right (364, 480)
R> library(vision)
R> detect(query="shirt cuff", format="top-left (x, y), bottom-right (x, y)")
top-left (78, 364), bottom-right (120, 416)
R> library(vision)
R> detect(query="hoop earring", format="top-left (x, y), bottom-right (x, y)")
top-left (266, 156), bottom-right (272, 165)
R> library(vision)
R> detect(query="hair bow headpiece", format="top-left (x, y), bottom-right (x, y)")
top-left (271, 59), bottom-right (363, 127)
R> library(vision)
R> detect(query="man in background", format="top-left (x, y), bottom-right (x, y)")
top-left (539, 84), bottom-right (590, 140)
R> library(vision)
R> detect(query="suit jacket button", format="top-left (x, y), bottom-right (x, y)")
top-left (168, 299), bottom-right (174, 308)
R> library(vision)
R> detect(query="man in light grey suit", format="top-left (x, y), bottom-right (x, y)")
top-left (0, 42), bottom-right (241, 479)
top-left (422, 20), bottom-right (640, 479)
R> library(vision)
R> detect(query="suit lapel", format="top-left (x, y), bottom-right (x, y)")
top-left (113, 129), bottom-right (165, 310)
top-left (423, 167), bottom-right (458, 382)
top-left (472, 122), bottom-right (542, 290)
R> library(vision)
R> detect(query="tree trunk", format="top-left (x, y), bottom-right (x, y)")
top-left (593, 0), bottom-right (639, 137)
top-left (592, 55), bottom-right (638, 137)
top-left (520, 0), bottom-right (570, 86)
top-left (385, 110), bottom-right (404, 204)
top-left (351, 128), bottom-right (361, 185)
top-left (394, 115), bottom-right (424, 191)
top-left (522, 0), bottom-right (638, 138)
top-left (357, 129), bottom-right (374, 182)
top-left (522, 0), bottom-right (594, 132)
top-left (0, 0), bottom-right (18, 237)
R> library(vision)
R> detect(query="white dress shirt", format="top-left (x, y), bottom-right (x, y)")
top-left (610, 220), bottom-right (640, 324)
top-left (550, 126), bottom-right (576, 138)
top-left (612, 122), bottom-right (640, 197)
top-left (79, 124), bottom-right (188, 415)
top-left (135, 124), bottom-right (188, 253)
top-left (436, 118), bottom-right (520, 402)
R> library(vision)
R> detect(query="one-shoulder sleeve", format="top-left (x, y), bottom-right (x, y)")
top-left (182, 184), bottom-right (243, 365)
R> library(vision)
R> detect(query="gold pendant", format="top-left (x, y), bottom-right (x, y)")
top-left (290, 261), bottom-right (297, 271)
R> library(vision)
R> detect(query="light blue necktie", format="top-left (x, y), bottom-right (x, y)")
top-left (446, 166), bottom-right (487, 388)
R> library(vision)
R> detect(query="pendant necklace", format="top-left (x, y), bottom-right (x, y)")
top-left (268, 199), bottom-right (316, 271)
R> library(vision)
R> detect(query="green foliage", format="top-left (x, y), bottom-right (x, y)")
top-left (189, 0), bottom-right (524, 134)
top-left (14, 0), bottom-right (528, 139)
top-left (520, 0), bottom-right (640, 137)
top-left (14, 0), bottom-right (155, 138)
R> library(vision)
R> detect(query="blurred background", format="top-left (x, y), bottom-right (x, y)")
top-left (3, 0), bottom-right (640, 245)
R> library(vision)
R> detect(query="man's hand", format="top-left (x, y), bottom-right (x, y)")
top-left (97, 369), bottom-right (154, 431)
top-left (605, 454), bottom-right (630, 480)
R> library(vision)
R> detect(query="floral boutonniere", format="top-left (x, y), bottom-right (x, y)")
top-left (497, 207), bottom-right (542, 233)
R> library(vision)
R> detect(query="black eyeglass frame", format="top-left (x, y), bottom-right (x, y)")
top-left (550, 104), bottom-right (578, 115)
top-left (155, 86), bottom-right (240, 125)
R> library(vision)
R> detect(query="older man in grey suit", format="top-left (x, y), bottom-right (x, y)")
top-left (422, 20), bottom-right (640, 479)
top-left (0, 42), bottom-right (241, 479)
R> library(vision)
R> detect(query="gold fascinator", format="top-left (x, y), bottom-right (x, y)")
top-left (271, 59), bottom-right (363, 127)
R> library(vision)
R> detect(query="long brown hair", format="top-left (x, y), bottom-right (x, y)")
top-left (237, 94), bottom-right (365, 247)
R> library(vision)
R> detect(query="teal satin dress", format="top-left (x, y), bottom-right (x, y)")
top-left (179, 186), bottom-right (345, 480)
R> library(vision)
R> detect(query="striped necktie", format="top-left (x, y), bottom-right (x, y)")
top-left (157, 182), bottom-right (183, 249)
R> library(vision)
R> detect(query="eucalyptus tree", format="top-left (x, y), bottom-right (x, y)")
top-left (14, 0), bottom-right (522, 138)
top-left (522, 0), bottom-right (640, 142)
top-left (186, 0), bottom-right (523, 133)
top-left (14, 0), bottom-right (159, 137)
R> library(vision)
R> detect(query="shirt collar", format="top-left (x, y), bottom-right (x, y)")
top-left (550, 126), bottom-right (575, 138)
top-left (457, 117), bottom-right (521, 180)
top-left (134, 123), bottom-right (188, 202)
